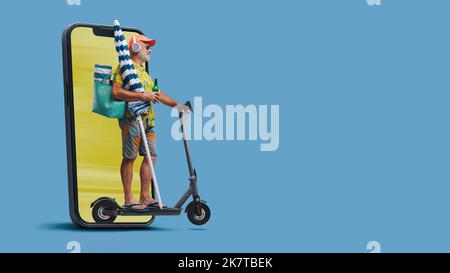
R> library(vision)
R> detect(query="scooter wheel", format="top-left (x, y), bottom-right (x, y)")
top-left (187, 202), bottom-right (211, 225)
top-left (92, 200), bottom-right (117, 224)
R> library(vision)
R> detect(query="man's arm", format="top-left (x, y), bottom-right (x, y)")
top-left (111, 82), bottom-right (159, 102)
top-left (158, 91), bottom-right (178, 108)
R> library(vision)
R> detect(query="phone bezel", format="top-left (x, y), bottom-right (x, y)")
top-left (62, 23), bottom-right (155, 228)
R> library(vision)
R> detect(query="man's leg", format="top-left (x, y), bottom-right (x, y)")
top-left (139, 125), bottom-right (159, 206)
top-left (121, 157), bottom-right (147, 210)
top-left (139, 156), bottom-right (158, 205)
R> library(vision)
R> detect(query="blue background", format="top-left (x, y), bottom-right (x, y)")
top-left (0, 0), bottom-right (449, 252)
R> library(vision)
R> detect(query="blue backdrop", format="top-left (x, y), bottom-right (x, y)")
top-left (0, 0), bottom-right (449, 252)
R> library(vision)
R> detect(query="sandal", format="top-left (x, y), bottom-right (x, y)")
top-left (123, 202), bottom-right (149, 212)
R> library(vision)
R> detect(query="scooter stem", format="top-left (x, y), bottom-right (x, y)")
top-left (179, 103), bottom-right (195, 177)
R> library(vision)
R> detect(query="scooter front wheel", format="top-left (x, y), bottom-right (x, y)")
top-left (187, 202), bottom-right (211, 225)
top-left (92, 200), bottom-right (117, 224)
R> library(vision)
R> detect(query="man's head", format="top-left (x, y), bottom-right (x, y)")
top-left (129, 34), bottom-right (156, 63)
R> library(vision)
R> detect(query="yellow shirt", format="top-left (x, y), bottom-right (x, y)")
top-left (113, 64), bottom-right (156, 126)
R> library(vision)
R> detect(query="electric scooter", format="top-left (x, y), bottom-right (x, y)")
top-left (90, 101), bottom-right (211, 226)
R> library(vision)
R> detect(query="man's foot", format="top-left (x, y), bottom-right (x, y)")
top-left (140, 199), bottom-right (166, 208)
top-left (140, 198), bottom-right (158, 206)
top-left (123, 201), bottom-right (148, 211)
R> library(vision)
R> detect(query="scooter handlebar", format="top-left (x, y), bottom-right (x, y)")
top-left (178, 101), bottom-right (193, 118)
top-left (184, 101), bottom-right (193, 113)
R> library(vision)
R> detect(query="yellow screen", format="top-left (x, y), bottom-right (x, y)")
top-left (71, 26), bottom-right (153, 224)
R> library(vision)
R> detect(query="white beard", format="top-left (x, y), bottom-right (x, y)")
top-left (138, 50), bottom-right (150, 62)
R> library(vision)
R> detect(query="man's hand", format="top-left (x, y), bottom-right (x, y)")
top-left (141, 92), bottom-right (160, 103)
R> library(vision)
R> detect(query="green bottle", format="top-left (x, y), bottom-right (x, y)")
top-left (152, 78), bottom-right (159, 93)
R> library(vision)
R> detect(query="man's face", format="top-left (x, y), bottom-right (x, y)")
top-left (137, 41), bottom-right (152, 63)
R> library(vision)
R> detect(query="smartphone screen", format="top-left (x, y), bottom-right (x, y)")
top-left (65, 25), bottom-right (154, 225)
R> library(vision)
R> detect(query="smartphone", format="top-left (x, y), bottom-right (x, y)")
top-left (62, 23), bottom-right (154, 228)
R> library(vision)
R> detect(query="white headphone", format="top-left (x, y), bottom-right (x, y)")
top-left (131, 36), bottom-right (141, 53)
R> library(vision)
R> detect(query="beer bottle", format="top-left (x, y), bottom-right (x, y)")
top-left (152, 78), bottom-right (159, 93)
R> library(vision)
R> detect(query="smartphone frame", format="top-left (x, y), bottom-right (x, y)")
top-left (62, 23), bottom-right (155, 228)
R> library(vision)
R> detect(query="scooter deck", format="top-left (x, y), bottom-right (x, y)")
top-left (118, 207), bottom-right (182, 216)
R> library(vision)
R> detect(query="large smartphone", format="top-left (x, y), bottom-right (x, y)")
top-left (62, 23), bottom-right (154, 228)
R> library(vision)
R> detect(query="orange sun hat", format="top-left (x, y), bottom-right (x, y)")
top-left (128, 34), bottom-right (156, 50)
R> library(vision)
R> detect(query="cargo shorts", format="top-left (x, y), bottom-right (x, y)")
top-left (118, 117), bottom-right (157, 160)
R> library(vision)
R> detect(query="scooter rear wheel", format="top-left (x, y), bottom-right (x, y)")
top-left (92, 200), bottom-right (117, 224)
top-left (187, 202), bottom-right (210, 225)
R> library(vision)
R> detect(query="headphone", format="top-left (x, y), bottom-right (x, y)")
top-left (131, 36), bottom-right (141, 53)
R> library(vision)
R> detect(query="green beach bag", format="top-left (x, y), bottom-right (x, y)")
top-left (92, 64), bottom-right (126, 118)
